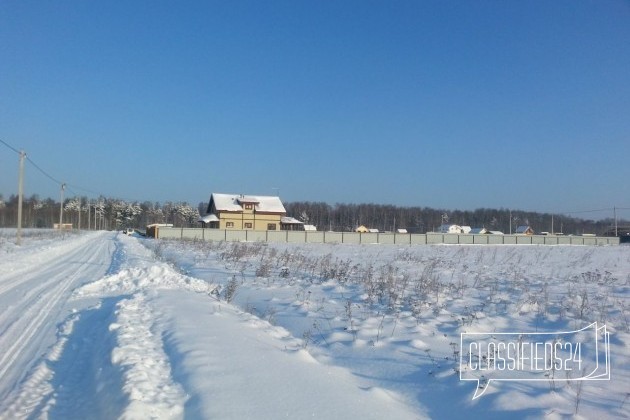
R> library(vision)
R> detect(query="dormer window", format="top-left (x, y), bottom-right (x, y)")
top-left (244, 203), bottom-right (253, 210)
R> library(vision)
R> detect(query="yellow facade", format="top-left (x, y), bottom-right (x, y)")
top-left (218, 211), bottom-right (282, 231)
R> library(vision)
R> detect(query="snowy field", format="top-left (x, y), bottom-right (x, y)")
top-left (0, 229), bottom-right (628, 419)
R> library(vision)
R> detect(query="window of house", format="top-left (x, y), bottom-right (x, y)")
top-left (244, 204), bottom-right (253, 210)
top-left (244, 222), bottom-right (253, 229)
top-left (226, 222), bottom-right (234, 228)
top-left (267, 223), bottom-right (277, 230)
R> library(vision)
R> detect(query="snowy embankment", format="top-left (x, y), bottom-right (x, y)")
top-left (0, 231), bottom-right (419, 419)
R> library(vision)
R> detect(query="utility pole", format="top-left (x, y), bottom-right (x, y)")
top-left (614, 206), bottom-right (618, 236)
top-left (16, 151), bottom-right (26, 245)
top-left (59, 183), bottom-right (66, 229)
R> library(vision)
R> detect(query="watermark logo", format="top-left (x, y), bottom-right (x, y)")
top-left (460, 322), bottom-right (610, 399)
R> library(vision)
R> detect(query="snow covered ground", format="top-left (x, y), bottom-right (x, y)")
top-left (0, 229), bottom-right (628, 419)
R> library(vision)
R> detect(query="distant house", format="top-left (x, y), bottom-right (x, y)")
top-left (355, 225), bottom-right (369, 233)
top-left (470, 227), bottom-right (490, 234)
top-left (515, 226), bottom-right (535, 235)
top-left (53, 223), bottom-right (73, 230)
top-left (304, 224), bottom-right (317, 231)
top-left (437, 224), bottom-right (464, 234)
top-left (396, 228), bottom-right (408, 234)
top-left (200, 193), bottom-right (286, 231)
top-left (368, 228), bottom-right (379, 233)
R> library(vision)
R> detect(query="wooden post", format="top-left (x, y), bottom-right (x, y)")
top-left (16, 151), bottom-right (26, 245)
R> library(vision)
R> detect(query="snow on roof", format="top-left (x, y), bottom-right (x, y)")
top-left (198, 214), bottom-right (219, 223)
top-left (237, 195), bottom-right (260, 203)
top-left (281, 216), bottom-right (303, 224)
top-left (470, 227), bottom-right (488, 234)
top-left (304, 224), bottom-right (317, 231)
top-left (210, 193), bottom-right (286, 214)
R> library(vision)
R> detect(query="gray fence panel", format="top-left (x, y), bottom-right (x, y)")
top-left (379, 233), bottom-right (396, 244)
top-left (203, 229), bottom-right (225, 242)
top-left (488, 235), bottom-right (503, 244)
top-left (267, 231), bottom-right (287, 243)
top-left (444, 234), bottom-right (459, 244)
top-left (473, 235), bottom-right (489, 244)
top-left (558, 236), bottom-right (571, 245)
top-left (246, 230), bottom-right (268, 242)
top-left (410, 234), bottom-right (427, 245)
top-left (306, 231), bottom-right (325, 243)
top-left (226, 230), bottom-right (247, 242)
top-left (532, 236), bottom-right (545, 245)
top-left (324, 232), bottom-right (343, 243)
top-left (343, 233), bottom-right (361, 244)
top-left (459, 235), bottom-right (474, 244)
top-left (157, 228), bottom-right (181, 239)
top-left (502, 235), bottom-right (516, 244)
top-left (361, 233), bottom-right (379, 244)
top-left (287, 231), bottom-right (307, 243)
top-left (181, 228), bottom-right (203, 240)
top-left (544, 236), bottom-right (559, 245)
top-left (426, 234), bottom-right (442, 244)
top-left (570, 236), bottom-right (583, 245)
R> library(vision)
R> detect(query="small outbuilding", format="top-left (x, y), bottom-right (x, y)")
top-left (280, 216), bottom-right (305, 231)
top-left (437, 224), bottom-right (464, 234)
top-left (515, 226), bottom-right (535, 235)
top-left (470, 227), bottom-right (490, 234)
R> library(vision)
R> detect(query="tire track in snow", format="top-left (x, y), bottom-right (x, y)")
top-left (0, 232), bottom-right (117, 412)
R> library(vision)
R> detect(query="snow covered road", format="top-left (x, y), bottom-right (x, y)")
top-left (0, 231), bottom-right (117, 412)
top-left (0, 232), bottom-right (420, 419)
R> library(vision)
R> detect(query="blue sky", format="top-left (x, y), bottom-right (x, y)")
top-left (1, 1), bottom-right (629, 218)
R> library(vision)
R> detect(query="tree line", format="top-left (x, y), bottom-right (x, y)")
top-left (0, 194), bottom-right (202, 231)
top-left (0, 194), bottom-right (620, 235)
top-left (284, 201), bottom-right (620, 236)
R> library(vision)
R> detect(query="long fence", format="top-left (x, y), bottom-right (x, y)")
top-left (154, 227), bottom-right (620, 246)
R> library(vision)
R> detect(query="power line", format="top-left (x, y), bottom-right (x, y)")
top-left (26, 156), bottom-right (64, 186)
top-left (1, 138), bottom-right (65, 186)
top-left (560, 208), bottom-right (614, 215)
top-left (0, 138), bottom-right (21, 155)
top-left (65, 182), bottom-right (103, 197)
top-left (2, 138), bottom-right (102, 197)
